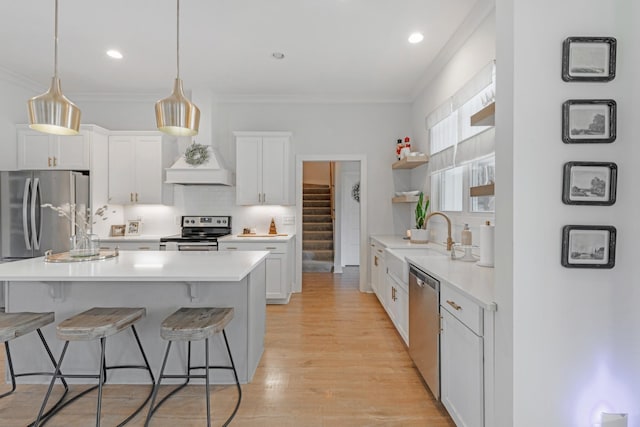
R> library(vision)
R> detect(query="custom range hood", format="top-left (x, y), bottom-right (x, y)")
top-left (165, 145), bottom-right (233, 185)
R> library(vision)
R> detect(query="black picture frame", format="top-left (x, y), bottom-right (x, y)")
top-left (562, 162), bottom-right (617, 206)
top-left (562, 36), bottom-right (616, 82)
top-left (561, 225), bottom-right (616, 269)
top-left (562, 99), bottom-right (616, 144)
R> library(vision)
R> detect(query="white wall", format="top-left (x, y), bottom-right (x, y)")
top-left (0, 72), bottom-right (37, 170)
top-left (410, 12), bottom-right (496, 245)
top-left (497, 1), bottom-right (639, 426)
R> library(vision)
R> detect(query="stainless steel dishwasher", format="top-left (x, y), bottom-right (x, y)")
top-left (408, 264), bottom-right (440, 400)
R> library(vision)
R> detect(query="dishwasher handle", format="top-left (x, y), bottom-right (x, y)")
top-left (409, 265), bottom-right (439, 291)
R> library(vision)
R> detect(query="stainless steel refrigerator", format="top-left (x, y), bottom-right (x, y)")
top-left (0, 170), bottom-right (90, 261)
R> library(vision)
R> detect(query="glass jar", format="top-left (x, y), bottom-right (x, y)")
top-left (69, 233), bottom-right (100, 257)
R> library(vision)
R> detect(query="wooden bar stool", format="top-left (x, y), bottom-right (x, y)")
top-left (0, 312), bottom-right (69, 417)
top-left (144, 307), bottom-right (242, 427)
top-left (33, 307), bottom-right (155, 427)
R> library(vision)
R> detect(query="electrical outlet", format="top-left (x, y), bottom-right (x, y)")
top-left (602, 413), bottom-right (628, 427)
top-left (283, 216), bottom-right (295, 225)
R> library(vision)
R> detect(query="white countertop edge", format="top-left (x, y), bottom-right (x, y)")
top-left (218, 234), bottom-right (295, 242)
top-left (99, 235), bottom-right (163, 242)
top-left (0, 251), bottom-right (269, 282)
top-left (406, 255), bottom-right (497, 311)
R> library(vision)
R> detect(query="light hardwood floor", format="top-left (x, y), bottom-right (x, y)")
top-left (0, 268), bottom-right (454, 426)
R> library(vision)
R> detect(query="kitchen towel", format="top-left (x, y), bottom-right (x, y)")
top-left (478, 222), bottom-right (494, 267)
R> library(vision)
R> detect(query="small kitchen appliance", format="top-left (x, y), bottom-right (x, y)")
top-left (159, 216), bottom-right (231, 251)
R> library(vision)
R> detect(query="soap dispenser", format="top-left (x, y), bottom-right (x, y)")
top-left (461, 224), bottom-right (472, 246)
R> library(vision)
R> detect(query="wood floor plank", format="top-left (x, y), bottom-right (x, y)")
top-left (0, 268), bottom-right (454, 426)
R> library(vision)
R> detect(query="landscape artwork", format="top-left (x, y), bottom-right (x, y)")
top-left (561, 225), bottom-right (616, 269)
top-left (562, 100), bottom-right (616, 144)
top-left (562, 162), bottom-right (617, 205)
top-left (562, 37), bottom-right (616, 82)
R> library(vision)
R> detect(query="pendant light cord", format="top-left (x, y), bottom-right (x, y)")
top-left (176, 0), bottom-right (180, 79)
top-left (54, 0), bottom-right (59, 78)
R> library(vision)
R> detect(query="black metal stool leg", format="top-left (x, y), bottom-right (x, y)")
top-left (205, 337), bottom-right (211, 427)
top-left (96, 337), bottom-right (106, 427)
top-left (0, 342), bottom-right (17, 398)
top-left (34, 341), bottom-right (69, 426)
top-left (145, 340), bottom-right (172, 427)
top-left (222, 329), bottom-right (242, 427)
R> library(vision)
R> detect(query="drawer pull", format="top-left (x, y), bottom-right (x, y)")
top-left (138, 246), bottom-right (150, 250)
top-left (446, 300), bottom-right (462, 311)
top-left (374, 256), bottom-right (378, 266)
top-left (226, 247), bottom-right (238, 250)
top-left (265, 247), bottom-right (277, 250)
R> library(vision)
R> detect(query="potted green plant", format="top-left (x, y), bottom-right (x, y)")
top-left (411, 192), bottom-right (429, 243)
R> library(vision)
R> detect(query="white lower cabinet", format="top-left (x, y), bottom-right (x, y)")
top-left (386, 272), bottom-right (408, 345)
top-left (219, 239), bottom-right (294, 303)
top-left (440, 285), bottom-right (485, 427)
top-left (369, 240), bottom-right (386, 305)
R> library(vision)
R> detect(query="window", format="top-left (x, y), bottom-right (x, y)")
top-left (431, 165), bottom-right (464, 212)
top-left (470, 156), bottom-right (495, 213)
top-left (429, 111), bottom-right (458, 155)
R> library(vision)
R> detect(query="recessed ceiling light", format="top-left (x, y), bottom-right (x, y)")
top-left (272, 52), bottom-right (285, 60)
top-left (106, 49), bottom-right (123, 59)
top-left (408, 32), bottom-right (424, 44)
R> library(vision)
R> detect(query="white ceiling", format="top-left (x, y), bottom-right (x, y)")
top-left (0, 0), bottom-right (488, 102)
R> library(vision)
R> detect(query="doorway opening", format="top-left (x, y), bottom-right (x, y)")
top-left (295, 155), bottom-right (368, 293)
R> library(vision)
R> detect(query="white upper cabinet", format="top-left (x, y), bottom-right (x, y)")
top-left (17, 126), bottom-right (90, 170)
top-left (234, 131), bottom-right (291, 205)
top-left (108, 134), bottom-right (173, 205)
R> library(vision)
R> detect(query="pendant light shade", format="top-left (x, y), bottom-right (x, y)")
top-left (27, 0), bottom-right (80, 135)
top-left (156, 0), bottom-right (200, 136)
top-left (155, 78), bottom-right (200, 136)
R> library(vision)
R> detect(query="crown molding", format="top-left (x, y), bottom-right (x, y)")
top-left (410, 0), bottom-right (496, 101)
top-left (0, 66), bottom-right (44, 92)
top-left (212, 93), bottom-right (412, 104)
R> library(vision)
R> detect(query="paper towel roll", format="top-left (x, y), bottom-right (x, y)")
top-left (478, 222), bottom-right (494, 267)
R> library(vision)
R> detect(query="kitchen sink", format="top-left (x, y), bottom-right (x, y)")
top-left (385, 247), bottom-right (447, 285)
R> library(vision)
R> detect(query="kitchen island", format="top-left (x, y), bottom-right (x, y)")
top-left (0, 250), bottom-right (268, 384)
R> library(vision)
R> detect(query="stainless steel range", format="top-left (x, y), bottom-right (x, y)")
top-left (159, 216), bottom-right (231, 251)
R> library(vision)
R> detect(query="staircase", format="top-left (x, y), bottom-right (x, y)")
top-left (302, 184), bottom-right (334, 272)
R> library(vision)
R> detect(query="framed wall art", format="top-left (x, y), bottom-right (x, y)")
top-left (561, 225), bottom-right (616, 269)
top-left (562, 99), bottom-right (616, 144)
top-left (562, 161), bottom-right (617, 206)
top-left (110, 224), bottom-right (126, 237)
top-left (562, 36), bottom-right (616, 82)
top-left (125, 220), bottom-right (141, 236)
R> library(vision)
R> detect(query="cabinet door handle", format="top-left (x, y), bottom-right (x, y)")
top-left (446, 300), bottom-right (462, 311)
top-left (135, 193), bottom-right (139, 202)
top-left (130, 193), bottom-right (134, 202)
top-left (374, 255), bottom-right (378, 266)
top-left (392, 287), bottom-right (396, 301)
top-left (48, 157), bottom-right (52, 167)
top-left (53, 156), bottom-right (57, 167)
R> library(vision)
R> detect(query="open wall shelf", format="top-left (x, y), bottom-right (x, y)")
top-left (470, 102), bottom-right (495, 127)
top-left (392, 154), bottom-right (429, 169)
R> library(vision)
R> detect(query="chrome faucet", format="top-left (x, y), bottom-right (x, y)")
top-left (425, 211), bottom-right (454, 251)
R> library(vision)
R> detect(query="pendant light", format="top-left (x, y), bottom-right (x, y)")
top-left (155, 0), bottom-right (200, 136)
top-left (27, 0), bottom-right (81, 136)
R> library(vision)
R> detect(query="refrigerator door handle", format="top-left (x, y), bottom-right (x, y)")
top-left (31, 177), bottom-right (42, 250)
top-left (22, 178), bottom-right (32, 250)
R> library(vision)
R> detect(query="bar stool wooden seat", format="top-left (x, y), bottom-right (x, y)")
top-left (0, 312), bottom-right (69, 417)
top-left (145, 307), bottom-right (242, 427)
top-left (34, 307), bottom-right (155, 427)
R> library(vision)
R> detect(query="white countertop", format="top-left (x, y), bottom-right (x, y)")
top-left (372, 235), bottom-right (496, 311)
top-left (218, 234), bottom-right (295, 243)
top-left (0, 251), bottom-right (268, 282)
top-left (370, 234), bottom-right (432, 248)
top-left (99, 235), bottom-right (163, 243)
top-left (406, 255), bottom-right (496, 311)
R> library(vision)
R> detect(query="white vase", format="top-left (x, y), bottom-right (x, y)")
top-left (410, 228), bottom-right (428, 244)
